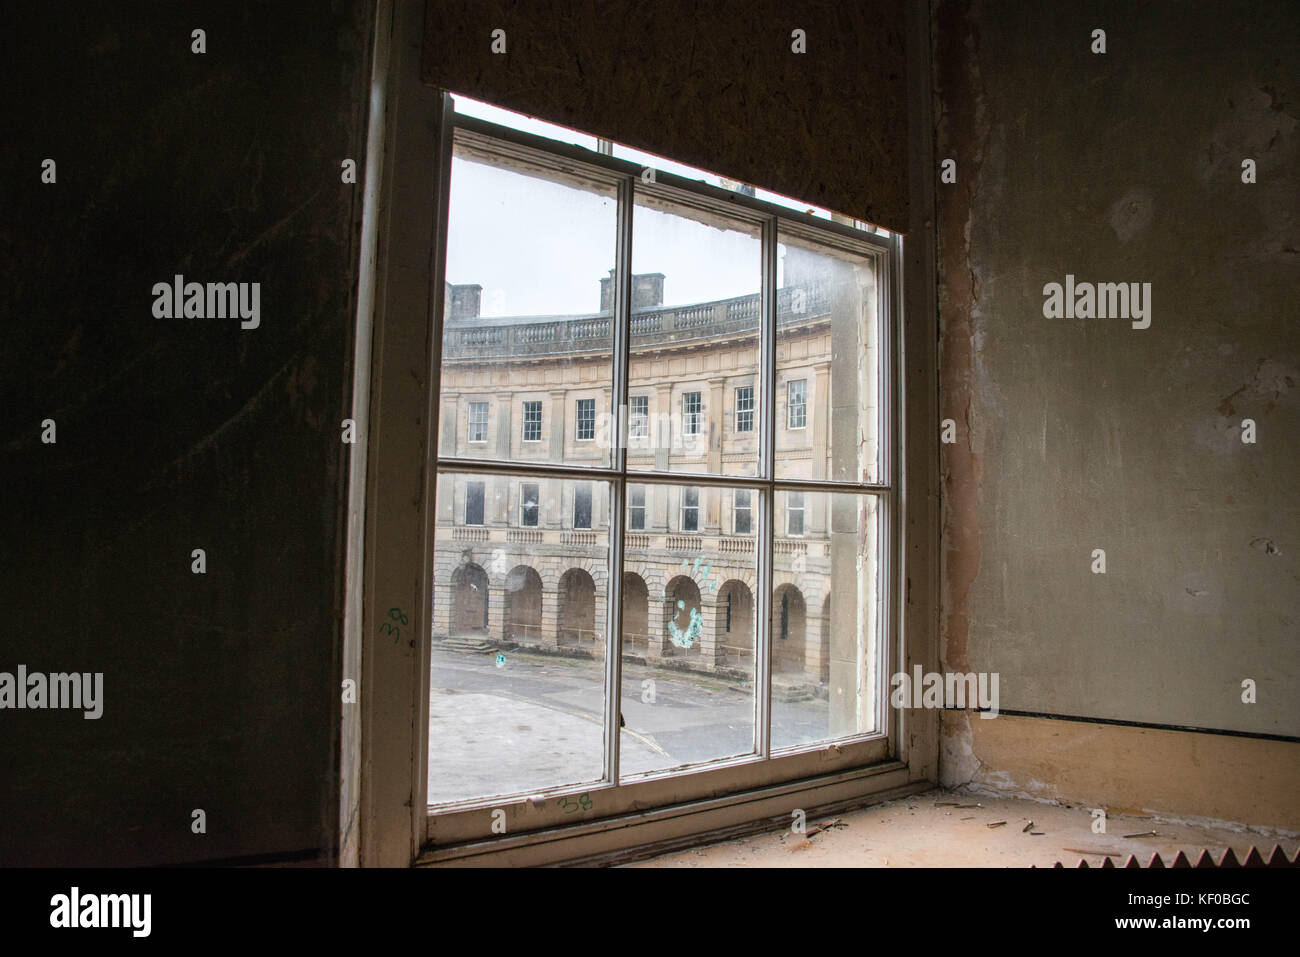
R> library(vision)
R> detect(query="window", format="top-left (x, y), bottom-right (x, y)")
top-left (424, 96), bottom-right (893, 843)
top-left (576, 398), bottom-right (596, 441)
top-left (573, 482), bottom-right (592, 529)
top-left (465, 480), bottom-right (485, 525)
top-left (735, 385), bottom-right (754, 433)
top-left (629, 395), bottom-right (649, 438)
top-left (681, 486), bottom-right (700, 532)
top-left (787, 379), bottom-right (807, 429)
top-left (786, 490), bottom-right (805, 536)
top-left (683, 391), bottom-right (702, 435)
top-left (520, 483), bottom-right (539, 527)
top-left (468, 401), bottom-right (489, 443)
top-left (733, 488), bottom-right (752, 535)
top-left (628, 485), bottom-right (646, 530)
top-left (522, 401), bottom-right (542, 442)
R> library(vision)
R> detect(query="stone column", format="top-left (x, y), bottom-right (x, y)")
top-left (441, 392), bottom-right (459, 458)
top-left (549, 388), bottom-right (567, 462)
top-left (654, 382), bottom-right (672, 472)
top-left (495, 396), bottom-right (512, 460)
top-left (540, 588), bottom-right (560, 652)
top-left (707, 376), bottom-right (725, 481)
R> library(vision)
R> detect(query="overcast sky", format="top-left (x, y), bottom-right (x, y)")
top-left (446, 156), bottom-right (782, 317)
top-left (444, 95), bottom-right (827, 319)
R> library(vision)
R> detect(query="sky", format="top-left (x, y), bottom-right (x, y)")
top-left (443, 95), bottom-right (881, 319)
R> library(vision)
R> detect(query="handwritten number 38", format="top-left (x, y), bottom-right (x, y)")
top-left (556, 794), bottom-right (594, 814)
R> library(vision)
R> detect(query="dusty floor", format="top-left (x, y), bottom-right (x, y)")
top-left (628, 788), bottom-right (1300, 867)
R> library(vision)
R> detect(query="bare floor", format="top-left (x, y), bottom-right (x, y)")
top-left (628, 788), bottom-right (1299, 867)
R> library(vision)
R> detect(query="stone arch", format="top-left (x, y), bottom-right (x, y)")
top-left (503, 565), bottom-right (543, 643)
top-left (715, 579), bottom-right (754, 666)
top-left (771, 583), bottom-right (806, 675)
top-left (557, 567), bottom-right (597, 646)
top-left (622, 572), bottom-right (649, 655)
top-left (663, 574), bottom-right (703, 656)
top-left (451, 562), bottom-right (489, 634)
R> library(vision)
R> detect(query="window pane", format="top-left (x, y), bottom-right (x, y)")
top-left (787, 379), bottom-right (807, 429)
top-left (573, 482), bottom-right (592, 529)
top-left (430, 473), bottom-right (611, 804)
top-left (771, 490), bottom-right (881, 750)
top-left (520, 482), bottom-right (539, 527)
top-left (629, 193), bottom-right (761, 478)
top-left (620, 484), bottom-right (758, 778)
top-left (468, 401), bottom-right (489, 443)
top-left (734, 385), bottom-right (754, 433)
top-left (776, 231), bottom-right (880, 483)
top-left (465, 481), bottom-right (485, 526)
top-left (733, 489), bottom-right (752, 535)
top-left (576, 398), bottom-right (596, 441)
top-left (628, 483), bottom-right (646, 531)
top-left (681, 486), bottom-right (699, 532)
top-left (439, 136), bottom-right (617, 468)
top-left (629, 395), bottom-right (649, 439)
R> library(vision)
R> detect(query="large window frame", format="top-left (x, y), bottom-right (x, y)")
top-left (351, 25), bottom-right (921, 859)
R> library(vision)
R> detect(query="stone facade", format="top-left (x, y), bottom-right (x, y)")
top-left (435, 254), bottom-right (879, 704)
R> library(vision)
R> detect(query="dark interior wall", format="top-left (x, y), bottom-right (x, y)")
top-left (0, 1), bottom-right (372, 865)
top-left (935, 0), bottom-right (1299, 766)
top-left (422, 0), bottom-right (909, 231)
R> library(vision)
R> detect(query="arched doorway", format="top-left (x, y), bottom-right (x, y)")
top-left (557, 568), bottom-right (596, 646)
top-left (771, 583), bottom-right (806, 674)
top-left (622, 573), bottom-right (649, 655)
top-left (663, 575), bottom-right (703, 656)
top-left (716, 580), bottom-right (754, 666)
top-left (451, 562), bottom-right (489, 634)
top-left (503, 565), bottom-right (542, 643)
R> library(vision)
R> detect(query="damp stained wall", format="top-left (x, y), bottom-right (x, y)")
top-left (421, 0), bottom-right (910, 231)
top-left (934, 0), bottom-right (1299, 771)
top-left (0, 0), bottom-right (373, 865)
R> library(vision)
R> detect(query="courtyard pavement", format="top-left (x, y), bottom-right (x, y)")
top-left (427, 645), bottom-right (832, 804)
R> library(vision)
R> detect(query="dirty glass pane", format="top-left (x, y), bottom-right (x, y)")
top-left (771, 490), bottom-right (881, 750)
top-left (439, 137), bottom-right (617, 469)
top-left (428, 473), bottom-right (611, 804)
top-left (775, 231), bottom-right (880, 484)
top-left (627, 193), bottom-right (761, 478)
top-left (619, 483), bottom-right (758, 779)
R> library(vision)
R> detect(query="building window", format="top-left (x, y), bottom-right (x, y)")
top-left (629, 395), bottom-right (649, 438)
top-left (573, 482), bottom-right (592, 529)
top-left (520, 482), bottom-right (539, 527)
top-left (683, 391), bottom-right (702, 435)
top-left (681, 486), bottom-right (700, 532)
top-left (735, 385), bottom-right (754, 433)
top-left (786, 490), bottom-right (805, 536)
top-left (522, 401), bottom-right (542, 442)
top-left (465, 481), bottom-right (485, 526)
top-left (787, 379), bottom-right (807, 429)
top-left (576, 398), bottom-right (596, 441)
top-left (468, 401), bottom-right (489, 443)
top-left (628, 484), bottom-right (646, 530)
top-left (427, 98), bottom-right (893, 829)
top-left (733, 488), bottom-right (752, 535)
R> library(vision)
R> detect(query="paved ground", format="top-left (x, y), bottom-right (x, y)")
top-left (427, 645), bottom-right (831, 803)
top-left (628, 788), bottom-right (1300, 867)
